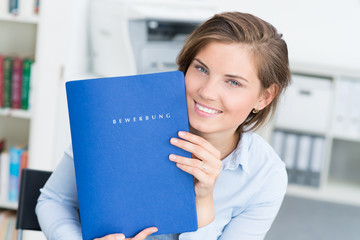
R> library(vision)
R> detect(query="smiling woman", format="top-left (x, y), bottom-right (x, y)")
top-left (36, 11), bottom-right (291, 240)
top-left (177, 12), bottom-right (291, 133)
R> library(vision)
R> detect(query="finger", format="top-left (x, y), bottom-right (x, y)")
top-left (169, 154), bottom-right (212, 174)
top-left (176, 162), bottom-right (209, 183)
top-left (178, 131), bottom-right (221, 158)
top-left (132, 227), bottom-right (158, 240)
top-left (94, 233), bottom-right (125, 240)
top-left (170, 138), bottom-right (221, 168)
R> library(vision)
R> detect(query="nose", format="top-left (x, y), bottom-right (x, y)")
top-left (198, 77), bottom-right (218, 101)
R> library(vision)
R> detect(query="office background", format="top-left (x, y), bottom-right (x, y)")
top-left (1, 0), bottom-right (360, 239)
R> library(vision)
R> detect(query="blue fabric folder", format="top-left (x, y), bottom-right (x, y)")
top-left (66, 71), bottom-right (198, 240)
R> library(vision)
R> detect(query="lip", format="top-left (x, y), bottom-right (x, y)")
top-left (193, 100), bottom-right (222, 117)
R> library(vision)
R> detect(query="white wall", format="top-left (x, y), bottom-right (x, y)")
top-left (219, 0), bottom-right (360, 73)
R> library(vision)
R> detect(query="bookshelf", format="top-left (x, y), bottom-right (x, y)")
top-left (1, 0), bottom-right (72, 239)
top-left (269, 62), bottom-right (360, 207)
top-left (0, 14), bottom-right (39, 24)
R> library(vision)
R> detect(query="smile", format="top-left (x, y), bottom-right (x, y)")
top-left (195, 101), bottom-right (222, 115)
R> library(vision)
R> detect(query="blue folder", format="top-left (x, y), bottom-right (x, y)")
top-left (66, 71), bottom-right (198, 240)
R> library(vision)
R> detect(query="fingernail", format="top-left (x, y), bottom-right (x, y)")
top-left (170, 138), bottom-right (178, 144)
top-left (178, 131), bottom-right (186, 137)
top-left (169, 154), bottom-right (176, 160)
top-left (152, 227), bottom-right (158, 233)
top-left (116, 234), bottom-right (125, 240)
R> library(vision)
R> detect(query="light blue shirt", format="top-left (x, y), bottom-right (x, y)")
top-left (36, 132), bottom-right (287, 240)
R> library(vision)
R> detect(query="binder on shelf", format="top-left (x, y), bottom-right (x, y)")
top-left (295, 135), bottom-right (312, 185)
top-left (333, 78), bottom-right (352, 136)
top-left (271, 130), bottom-right (285, 159)
top-left (66, 71), bottom-right (198, 239)
top-left (309, 137), bottom-right (325, 187)
top-left (282, 133), bottom-right (298, 183)
top-left (349, 80), bottom-right (360, 139)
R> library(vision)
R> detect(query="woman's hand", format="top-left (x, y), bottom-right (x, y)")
top-left (169, 131), bottom-right (222, 227)
top-left (94, 227), bottom-right (158, 240)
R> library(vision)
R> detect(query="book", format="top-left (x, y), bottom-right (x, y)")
top-left (0, 55), bottom-right (4, 108)
top-left (66, 71), bottom-right (198, 239)
top-left (11, 57), bottom-right (23, 109)
top-left (3, 57), bottom-right (13, 109)
top-left (34, 0), bottom-right (39, 15)
top-left (9, 0), bottom-right (18, 15)
top-left (0, 139), bottom-right (5, 153)
top-left (21, 59), bottom-right (32, 110)
top-left (8, 145), bottom-right (25, 202)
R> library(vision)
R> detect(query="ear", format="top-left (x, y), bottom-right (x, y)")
top-left (257, 84), bottom-right (278, 110)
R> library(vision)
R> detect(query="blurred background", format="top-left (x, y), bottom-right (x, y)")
top-left (0, 0), bottom-right (360, 239)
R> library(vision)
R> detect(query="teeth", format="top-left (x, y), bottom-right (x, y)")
top-left (196, 103), bottom-right (221, 114)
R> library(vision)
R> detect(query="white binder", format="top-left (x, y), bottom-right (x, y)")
top-left (296, 135), bottom-right (312, 185)
top-left (283, 133), bottom-right (298, 183)
top-left (310, 137), bottom-right (325, 187)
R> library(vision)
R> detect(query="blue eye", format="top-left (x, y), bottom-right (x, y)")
top-left (195, 65), bottom-right (208, 74)
top-left (199, 67), bottom-right (207, 73)
top-left (228, 80), bottom-right (240, 87)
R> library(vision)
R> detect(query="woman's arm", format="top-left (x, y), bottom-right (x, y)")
top-left (218, 168), bottom-right (287, 240)
top-left (169, 131), bottom-right (222, 228)
top-left (35, 145), bottom-right (83, 240)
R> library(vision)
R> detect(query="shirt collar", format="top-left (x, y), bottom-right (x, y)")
top-left (221, 132), bottom-right (250, 173)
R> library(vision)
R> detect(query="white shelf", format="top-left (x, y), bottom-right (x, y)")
top-left (286, 181), bottom-right (360, 207)
top-left (273, 125), bottom-right (327, 137)
top-left (0, 109), bottom-right (32, 119)
top-left (331, 133), bottom-right (360, 143)
top-left (0, 200), bottom-right (18, 210)
top-left (0, 14), bottom-right (39, 24)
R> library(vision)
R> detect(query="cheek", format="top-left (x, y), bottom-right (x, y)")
top-left (184, 72), bottom-right (198, 94)
top-left (224, 93), bottom-right (257, 116)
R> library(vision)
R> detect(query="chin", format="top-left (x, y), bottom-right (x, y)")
top-left (189, 119), bottom-right (213, 134)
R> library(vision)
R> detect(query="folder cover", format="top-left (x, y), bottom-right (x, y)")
top-left (66, 71), bottom-right (198, 240)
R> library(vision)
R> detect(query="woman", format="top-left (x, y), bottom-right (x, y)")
top-left (36, 12), bottom-right (291, 240)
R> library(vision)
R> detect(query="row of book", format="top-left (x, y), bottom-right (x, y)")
top-left (0, 140), bottom-right (28, 203)
top-left (0, 0), bottom-right (39, 16)
top-left (0, 55), bottom-right (33, 110)
top-left (271, 130), bottom-right (326, 187)
top-left (333, 77), bottom-right (360, 139)
top-left (0, 210), bottom-right (17, 240)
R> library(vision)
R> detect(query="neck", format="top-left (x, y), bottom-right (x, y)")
top-left (190, 127), bottom-right (240, 160)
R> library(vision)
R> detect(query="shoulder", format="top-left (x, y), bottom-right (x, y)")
top-left (241, 131), bottom-right (287, 188)
top-left (237, 132), bottom-right (288, 202)
top-left (242, 131), bottom-right (284, 169)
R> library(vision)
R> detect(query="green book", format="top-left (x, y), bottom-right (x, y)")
top-left (21, 59), bottom-right (33, 110)
top-left (3, 57), bottom-right (13, 108)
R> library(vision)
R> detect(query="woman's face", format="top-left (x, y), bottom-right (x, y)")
top-left (185, 41), bottom-right (265, 137)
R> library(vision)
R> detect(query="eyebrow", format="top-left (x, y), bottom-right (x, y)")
top-left (193, 58), bottom-right (249, 83)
